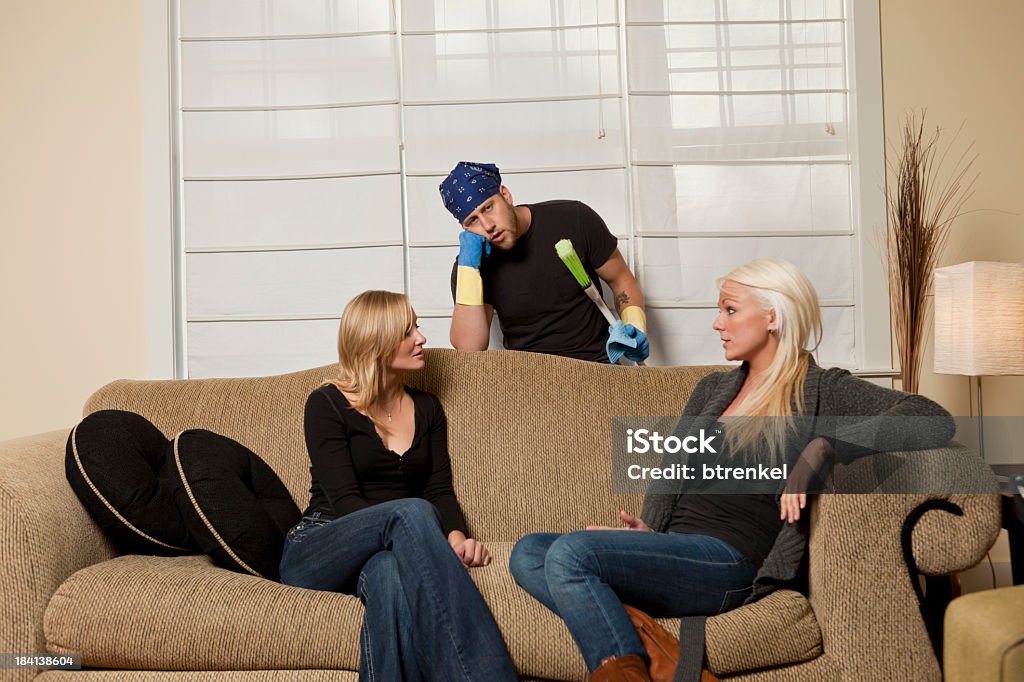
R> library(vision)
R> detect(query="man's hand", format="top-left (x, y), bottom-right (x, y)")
top-left (606, 322), bottom-right (650, 364)
top-left (457, 230), bottom-right (490, 268)
top-left (586, 509), bottom-right (652, 531)
top-left (448, 531), bottom-right (492, 567)
top-left (454, 231), bottom-right (490, 308)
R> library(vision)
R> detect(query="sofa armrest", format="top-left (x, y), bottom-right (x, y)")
top-left (910, 492), bottom-right (1001, 575)
top-left (0, 429), bottom-right (116, 678)
top-left (806, 489), bottom-right (1000, 680)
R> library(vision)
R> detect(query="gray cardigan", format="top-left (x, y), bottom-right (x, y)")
top-left (640, 359), bottom-right (955, 601)
top-left (643, 358), bottom-right (954, 675)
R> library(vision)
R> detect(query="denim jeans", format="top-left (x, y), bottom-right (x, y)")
top-left (279, 499), bottom-right (516, 682)
top-left (509, 530), bottom-right (756, 672)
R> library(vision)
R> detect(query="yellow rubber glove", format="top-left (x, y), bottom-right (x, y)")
top-left (621, 305), bottom-right (647, 333)
top-left (455, 232), bottom-right (489, 306)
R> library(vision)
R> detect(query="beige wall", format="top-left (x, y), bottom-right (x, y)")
top-left (880, 0), bottom-right (1022, 591)
top-left (0, 0), bottom-right (146, 441)
top-left (880, 0), bottom-right (1024, 417)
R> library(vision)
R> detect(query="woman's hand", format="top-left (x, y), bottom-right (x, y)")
top-left (586, 509), bottom-right (651, 532)
top-left (448, 531), bottom-right (492, 567)
top-left (780, 437), bottom-right (834, 523)
top-left (779, 493), bottom-right (806, 524)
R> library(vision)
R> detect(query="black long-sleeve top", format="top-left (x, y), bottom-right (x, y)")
top-left (302, 384), bottom-right (468, 536)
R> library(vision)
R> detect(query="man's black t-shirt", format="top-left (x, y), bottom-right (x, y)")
top-left (450, 200), bottom-right (618, 362)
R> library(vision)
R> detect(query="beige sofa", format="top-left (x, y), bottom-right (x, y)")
top-left (0, 349), bottom-right (1002, 681)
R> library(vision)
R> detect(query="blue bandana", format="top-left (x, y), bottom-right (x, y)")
top-left (439, 162), bottom-right (502, 224)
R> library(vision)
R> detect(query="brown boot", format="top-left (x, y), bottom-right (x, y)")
top-left (589, 654), bottom-right (653, 682)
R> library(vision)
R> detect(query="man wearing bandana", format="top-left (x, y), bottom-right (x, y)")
top-left (440, 161), bottom-right (649, 364)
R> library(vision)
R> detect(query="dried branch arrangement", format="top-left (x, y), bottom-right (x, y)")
top-left (886, 111), bottom-right (977, 393)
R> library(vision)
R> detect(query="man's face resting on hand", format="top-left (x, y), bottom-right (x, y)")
top-left (461, 186), bottom-right (522, 251)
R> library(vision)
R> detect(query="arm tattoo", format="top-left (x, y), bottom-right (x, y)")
top-left (615, 291), bottom-right (630, 310)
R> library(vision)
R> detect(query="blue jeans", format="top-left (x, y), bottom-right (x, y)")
top-left (279, 499), bottom-right (516, 682)
top-left (509, 530), bottom-right (756, 672)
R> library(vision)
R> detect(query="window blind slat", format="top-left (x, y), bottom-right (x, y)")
top-left (185, 175), bottom-right (403, 249)
top-left (402, 27), bottom-right (619, 103)
top-left (186, 247), bottom-right (405, 318)
top-left (180, 0), bottom-right (393, 39)
top-left (402, 0), bottom-right (617, 33)
top-left (408, 246), bottom-right (459, 313)
top-left (639, 235), bottom-right (853, 304)
top-left (181, 35), bottom-right (396, 109)
top-left (182, 106), bottom-right (400, 178)
top-left (633, 164), bottom-right (850, 233)
top-left (627, 0), bottom-right (844, 23)
top-left (403, 99), bottom-right (623, 173)
top-left (186, 319), bottom-right (339, 379)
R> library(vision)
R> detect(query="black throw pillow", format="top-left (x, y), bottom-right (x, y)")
top-left (165, 429), bottom-right (300, 580)
top-left (65, 410), bottom-right (193, 555)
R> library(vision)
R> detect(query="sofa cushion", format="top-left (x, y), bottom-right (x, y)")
top-left (44, 545), bottom-right (821, 681)
top-left (45, 554), bottom-right (363, 672)
top-left (703, 589), bottom-right (822, 674)
top-left (165, 430), bottom-right (301, 581)
top-left (65, 410), bottom-right (192, 555)
top-left (479, 541), bottom-right (822, 682)
top-left (43, 548), bottom-right (569, 678)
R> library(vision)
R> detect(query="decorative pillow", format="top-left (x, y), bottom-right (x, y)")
top-left (65, 410), bottom-right (193, 555)
top-left (165, 429), bottom-right (301, 580)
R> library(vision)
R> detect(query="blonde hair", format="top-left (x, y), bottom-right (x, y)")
top-left (333, 290), bottom-right (415, 431)
top-left (717, 259), bottom-right (823, 461)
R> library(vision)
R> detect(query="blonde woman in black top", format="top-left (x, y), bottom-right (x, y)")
top-left (279, 290), bottom-right (515, 682)
top-left (510, 259), bottom-right (954, 682)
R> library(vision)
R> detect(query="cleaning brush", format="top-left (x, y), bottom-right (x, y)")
top-left (555, 239), bottom-right (645, 366)
top-left (555, 239), bottom-right (617, 326)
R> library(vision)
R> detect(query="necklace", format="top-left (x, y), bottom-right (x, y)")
top-left (382, 393), bottom-right (402, 422)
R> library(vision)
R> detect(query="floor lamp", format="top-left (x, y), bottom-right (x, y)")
top-left (934, 261), bottom-right (1024, 460)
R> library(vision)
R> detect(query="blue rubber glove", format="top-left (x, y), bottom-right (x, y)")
top-left (457, 231), bottom-right (491, 269)
top-left (606, 322), bottom-right (650, 364)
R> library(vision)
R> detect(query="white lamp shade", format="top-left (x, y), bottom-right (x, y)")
top-left (934, 261), bottom-right (1024, 376)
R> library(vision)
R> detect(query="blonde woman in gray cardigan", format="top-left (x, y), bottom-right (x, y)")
top-left (510, 258), bottom-right (955, 682)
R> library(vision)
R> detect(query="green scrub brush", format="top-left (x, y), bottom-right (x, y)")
top-left (555, 239), bottom-right (645, 366)
top-left (555, 239), bottom-right (618, 325)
